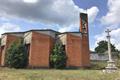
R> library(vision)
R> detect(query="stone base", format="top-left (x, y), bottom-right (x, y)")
top-left (103, 60), bottom-right (118, 73)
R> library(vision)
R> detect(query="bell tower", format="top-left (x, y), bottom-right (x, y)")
top-left (80, 13), bottom-right (88, 33)
top-left (80, 13), bottom-right (90, 67)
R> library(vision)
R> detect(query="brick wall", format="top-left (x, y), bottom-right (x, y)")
top-left (0, 35), bottom-right (21, 66)
top-left (66, 33), bottom-right (82, 68)
top-left (28, 32), bottom-right (54, 68)
top-left (81, 34), bottom-right (90, 67)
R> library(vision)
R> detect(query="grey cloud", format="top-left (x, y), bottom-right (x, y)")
top-left (0, 0), bottom-right (99, 28)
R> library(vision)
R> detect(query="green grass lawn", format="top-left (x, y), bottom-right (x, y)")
top-left (0, 68), bottom-right (120, 80)
top-left (90, 59), bottom-right (120, 69)
top-left (0, 60), bottom-right (120, 80)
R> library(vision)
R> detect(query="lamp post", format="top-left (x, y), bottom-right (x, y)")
top-left (104, 29), bottom-right (117, 73)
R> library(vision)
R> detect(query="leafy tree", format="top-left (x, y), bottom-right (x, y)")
top-left (5, 39), bottom-right (28, 68)
top-left (0, 38), bottom-right (1, 46)
top-left (50, 43), bottom-right (67, 69)
top-left (95, 40), bottom-right (120, 57)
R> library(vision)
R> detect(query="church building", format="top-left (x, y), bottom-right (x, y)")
top-left (0, 13), bottom-right (90, 68)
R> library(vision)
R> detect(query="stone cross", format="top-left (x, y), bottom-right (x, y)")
top-left (105, 29), bottom-right (112, 62)
top-left (103, 29), bottom-right (118, 73)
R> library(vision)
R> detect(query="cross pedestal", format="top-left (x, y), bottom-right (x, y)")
top-left (105, 60), bottom-right (117, 73)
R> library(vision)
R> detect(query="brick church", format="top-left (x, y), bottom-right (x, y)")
top-left (0, 13), bottom-right (90, 68)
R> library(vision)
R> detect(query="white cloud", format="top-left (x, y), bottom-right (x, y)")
top-left (101, 0), bottom-right (120, 26)
top-left (0, 0), bottom-right (99, 32)
top-left (87, 7), bottom-right (99, 23)
top-left (59, 27), bottom-right (72, 32)
top-left (110, 28), bottom-right (120, 50)
top-left (58, 24), bottom-right (79, 32)
top-left (23, 0), bottom-right (38, 3)
top-left (0, 23), bottom-right (21, 37)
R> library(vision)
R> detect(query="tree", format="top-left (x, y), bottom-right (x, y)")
top-left (50, 43), bottom-right (67, 69)
top-left (95, 40), bottom-right (119, 56)
top-left (0, 38), bottom-right (1, 46)
top-left (5, 39), bottom-right (28, 68)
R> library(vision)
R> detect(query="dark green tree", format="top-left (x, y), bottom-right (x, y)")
top-left (50, 43), bottom-right (67, 69)
top-left (0, 38), bottom-right (1, 46)
top-left (5, 39), bottom-right (28, 68)
top-left (95, 40), bottom-right (119, 56)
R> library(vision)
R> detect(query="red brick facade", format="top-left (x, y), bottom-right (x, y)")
top-left (81, 35), bottom-right (90, 67)
top-left (66, 33), bottom-right (82, 67)
top-left (0, 13), bottom-right (90, 68)
top-left (28, 31), bottom-right (54, 68)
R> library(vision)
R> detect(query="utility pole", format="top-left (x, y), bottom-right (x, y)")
top-left (104, 29), bottom-right (117, 73)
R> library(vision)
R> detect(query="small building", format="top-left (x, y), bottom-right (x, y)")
top-left (0, 13), bottom-right (90, 68)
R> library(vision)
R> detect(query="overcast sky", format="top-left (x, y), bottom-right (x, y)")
top-left (0, 0), bottom-right (120, 51)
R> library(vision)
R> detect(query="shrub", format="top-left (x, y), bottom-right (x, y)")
top-left (0, 38), bottom-right (1, 46)
top-left (5, 39), bottom-right (28, 68)
top-left (50, 43), bottom-right (67, 69)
